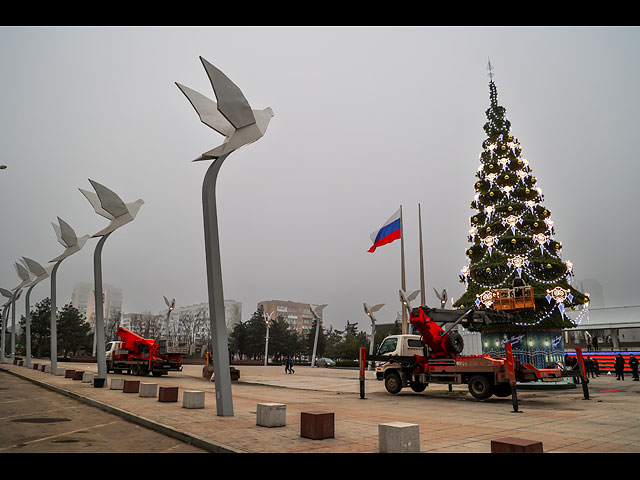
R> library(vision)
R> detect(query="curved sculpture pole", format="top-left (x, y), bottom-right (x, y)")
top-left (309, 304), bottom-right (328, 367)
top-left (202, 154), bottom-right (234, 416)
top-left (24, 284), bottom-right (36, 368)
top-left (93, 232), bottom-right (111, 381)
top-left (49, 260), bottom-right (63, 374)
top-left (1, 302), bottom-right (10, 361)
top-left (176, 57), bottom-right (273, 417)
top-left (49, 217), bottom-right (90, 375)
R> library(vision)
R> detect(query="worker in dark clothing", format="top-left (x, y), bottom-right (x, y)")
top-left (585, 357), bottom-right (596, 378)
top-left (629, 354), bottom-right (639, 381)
top-left (592, 356), bottom-right (600, 377)
top-left (615, 354), bottom-right (626, 380)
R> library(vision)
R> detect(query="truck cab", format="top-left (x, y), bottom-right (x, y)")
top-left (375, 334), bottom-right (425, 380)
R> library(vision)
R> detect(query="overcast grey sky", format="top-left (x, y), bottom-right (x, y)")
top-left (1, 26), bottom-right (639, 333)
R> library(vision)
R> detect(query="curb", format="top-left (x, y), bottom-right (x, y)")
top-left (1, 367), bottom-right (243, 453)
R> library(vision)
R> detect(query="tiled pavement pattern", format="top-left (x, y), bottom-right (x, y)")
top-left (1, 360), bottom-right (639, 453)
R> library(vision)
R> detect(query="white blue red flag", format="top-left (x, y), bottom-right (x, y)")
top-left (368, 209), bottom-right (401, 253)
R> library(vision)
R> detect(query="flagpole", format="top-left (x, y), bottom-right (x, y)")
top-left (418, 203), bottom-right (426, 306)
top-left (400, 205), bottom-right (407, 334)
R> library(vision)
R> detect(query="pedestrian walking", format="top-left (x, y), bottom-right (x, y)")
top-left (593, 336), bottom-right (599, 351)
top-left (629, 354), bottom-right (639, 381)
top-left (615, 354), bottom-right (626, 380)
top-left (284, 356), bottom-right (290, 374)
top-left (288, 356), bottom-right (295, 374)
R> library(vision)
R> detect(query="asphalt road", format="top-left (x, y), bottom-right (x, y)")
top-left (0, 371), bottom-right (208, 453)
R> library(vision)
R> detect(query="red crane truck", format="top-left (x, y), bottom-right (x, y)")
top-left (366, 290), bottom-right (579, 400)
top-left (105, 327), bottom-right (184, 377)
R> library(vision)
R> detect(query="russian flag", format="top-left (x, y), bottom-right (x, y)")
top-left (368, 209), bottom-right (401, 253)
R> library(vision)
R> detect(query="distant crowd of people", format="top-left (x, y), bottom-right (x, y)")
top-left (564, 353), bottom-right (639, 381)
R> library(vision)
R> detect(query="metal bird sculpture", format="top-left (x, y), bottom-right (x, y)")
top-left (433, 288), bottom-right (448, 309)
top-left (21, 257), bottom-right (53, 286)
top-left (50, 217), bottom-right (91, 263)
top-left (176, 57), bottom-right (274, 161)
top-left (79, 179), bottom-right (144, 237)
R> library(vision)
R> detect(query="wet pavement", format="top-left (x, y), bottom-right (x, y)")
top-left (1, 359), bottom-right (639, 453)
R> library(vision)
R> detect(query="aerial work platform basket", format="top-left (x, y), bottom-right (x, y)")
top-left (490, 286), bottom-right (535, 311)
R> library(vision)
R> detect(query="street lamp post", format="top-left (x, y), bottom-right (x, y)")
top-left (363, 302), bottom-right (385, 371)
top-left (163, 296), bottom-right (176, 340)
top-left (21, 258), bottom-right (53, 368)
top-left (49, 217), bottom-right (90, 375)
top-left (176, 57), bottom-right (273, 417)
top-left (79, 180), bottom-right (143, 385)
top-left (263, 310), bottom-right (274, 366)
top-left (309, 304), bottom-right (328, 368)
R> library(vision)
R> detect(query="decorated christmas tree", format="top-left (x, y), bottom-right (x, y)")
top-left (453, 65), bottom-right (589, 332)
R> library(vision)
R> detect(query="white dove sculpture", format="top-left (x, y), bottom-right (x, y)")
top-left (50, 217), bottom-right (91, 263)
top-left (13, 261), bottom-right (32, 294)
top-left (21, 257), bottom-right (53, 287)
top-left (79, 180), bottom-right (144, 237)
top-left (176, 57), bottom-right (274, 161)
top-left (0, 287), bottom-right (13, 306)
top-left (309, 304), bottom-right (328, 320)
top-left (163, 296), bottom-right (176, 312)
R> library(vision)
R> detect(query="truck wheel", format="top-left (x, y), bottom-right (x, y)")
top-left (446, 331), bottom-right (464, 355)
top-left (493, 383), bottom-right (512, 397)
top-left (384, 372), bottom-right (403, 395)
top-left (106, 361), bottom-right (112, 373)
top-left (410, 381), bottom-right (427, 393)
top-left (468, 375), bottom-right (493, 400)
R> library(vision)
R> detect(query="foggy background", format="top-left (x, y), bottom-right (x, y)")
top-left (1, 26), bottom-right (638, 332)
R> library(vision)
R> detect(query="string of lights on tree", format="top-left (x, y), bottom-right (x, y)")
top-left (453, 70), bottom-right (588, 330)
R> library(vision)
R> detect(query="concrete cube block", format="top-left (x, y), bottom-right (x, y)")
top-left (123, 380), bottom-right (140, 393)
top-left (82, 372), bottom-right (95, 383)
top-left (183, 390), bottom-right (205, 409)
top-left (44, 365), bottom-right (51, 373)
top-left (55, 368), bottom-right (66, 376)
top-left (32, 363), bottom-right (39, 370)
top-left (139, 383), bottom-right (158, 398)
top-left (378, 422), bottom-right (420, 453)
top-left (257, 403), bottom-right (286, 427)
top-left (491, 437), bottom-right (543, 453)
top-left (18, 360), bottom-right (24, 366)
top-left (64, 369), bottom-right (75, 378)
top-left (72, 370), bottom-right (84, 380)
top-left (158, 386), bottom-right (178, 402)
top-left (300, 411), bottom-right (334, 440)
top-left (110, 377), bottom-right (125, 390)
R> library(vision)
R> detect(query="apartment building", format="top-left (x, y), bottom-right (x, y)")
top-left (257, 299), bottom-right (317, 336)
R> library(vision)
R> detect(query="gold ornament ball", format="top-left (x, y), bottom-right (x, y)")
top-left (511, 239), bottom-right (517, 244)
top-left (508, 206), bottom-right (513, 211)
top-left (486, 227), bottom-right (491, 232)
top-left (534, 222), bottom-right (538, 227)
top-left (486, 267), bottom-right (491, 273)
top-left (489, 192), bottom-right (494, 197)
top-left (546, 264), bottom-right (552, 269)
top-left (504, 174), bottom-right (509, 180)
top-left (525, 188), bottom-right (530, 194)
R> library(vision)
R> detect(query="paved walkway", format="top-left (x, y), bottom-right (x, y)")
top-left (2, 359), bottom-right (640, 453)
